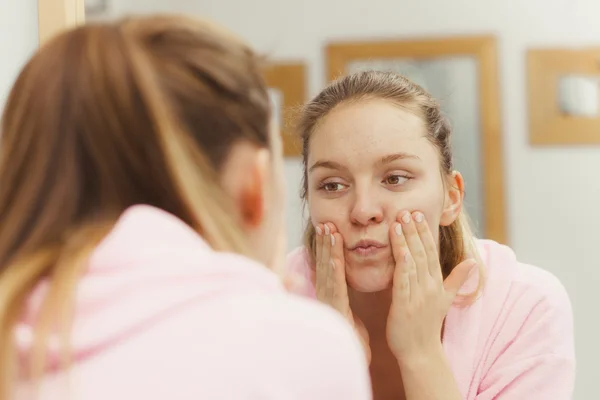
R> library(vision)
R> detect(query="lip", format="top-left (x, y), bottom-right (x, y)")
top-left (348, 239), bottom-right (388, 257)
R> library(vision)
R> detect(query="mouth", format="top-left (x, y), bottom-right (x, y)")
top-left (348, 239), bottom-right (388, 257)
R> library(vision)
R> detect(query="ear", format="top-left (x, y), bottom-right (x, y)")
top-left (220, 143), bottom-right (270, 229)
top-left (440, 171), bottom-right (464, 227)
top-left (238, 148), bottom-right (269, 228)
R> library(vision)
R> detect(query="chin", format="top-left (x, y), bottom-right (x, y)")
top-left (345, 261), bottom-right (394, 292)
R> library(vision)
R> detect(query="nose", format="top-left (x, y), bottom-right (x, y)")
top-left (349, 190), bottom-right (384, 227)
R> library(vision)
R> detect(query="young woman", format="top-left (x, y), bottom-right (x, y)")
top-left (288, 70), bottom-right (575, 399)
top-left (0, 15), bottom-right (371, 400)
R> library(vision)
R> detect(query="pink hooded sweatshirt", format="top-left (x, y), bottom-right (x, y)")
top-left (14, 205), bottom-right (372, 399)
top-left (287, 240), bottom-right (575, 399)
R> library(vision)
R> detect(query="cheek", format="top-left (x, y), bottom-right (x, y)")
top-left (382, 185), bottom-right (445, 225)
top-left (308, 196), bottom-right (347, 227)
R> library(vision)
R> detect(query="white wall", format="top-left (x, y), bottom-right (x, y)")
top-left (0, 0), bottom-right (38, 109)
top-left (96, 0), bottom-right (600, 397)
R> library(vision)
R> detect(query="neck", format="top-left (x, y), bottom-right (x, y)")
top-left (348, 286), bottom-right (393, 336)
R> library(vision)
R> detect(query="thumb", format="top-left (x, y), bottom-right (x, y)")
top-left (443, 258), bottom-right (477, 297)
top-left (330, 232), bottom-right (347, 286)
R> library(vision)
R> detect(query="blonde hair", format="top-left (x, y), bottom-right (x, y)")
top-left (297, 70), bottom-right (485, 302)
top-left (0, 15), bottom-right (272, 398)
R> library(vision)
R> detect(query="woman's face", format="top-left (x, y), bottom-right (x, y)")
top-left (307, 98), bottom-right (462, 292)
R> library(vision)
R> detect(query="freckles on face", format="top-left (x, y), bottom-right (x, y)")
top-left (307, 99), bottom-right (446, 230)
top-left (310, 184), bottom-right (442, 236)
top-left (309, 199), bottom-right (346, 230)
top-left (305, 98), bottom-right (447, 292)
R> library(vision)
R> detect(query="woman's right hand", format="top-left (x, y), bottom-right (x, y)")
top-left (314, 223), bottom-right (371, 363)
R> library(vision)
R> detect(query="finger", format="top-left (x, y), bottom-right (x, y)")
top-left (330, 231), bottom-right (349, 310)
top-left (400, 211), bottom-right (428, 284)
top-left (315, 224), bottom-right (323, 275)
top-left (413, 212), bottom-right (442, 281)
top-left (315, 223), bottom-right (323, 260)
top-left (389, 220), bottom-right (406, 267)
top-left (314, 224), bottom-right (327, 300)
top-left (443, 258), bottom-right (477, 298)
top-left (405, 250), bottom-right (418, 301)
top-left (321, 223), bottom-right (335, 299)
top-left (321, 223), bottom-right (333, 268)
top-left (327, 222), bottom-right (338, 235)
top-left (329, 227), bottom-right (344, 284)
top-left (390, 222), bottom-right (411, 303)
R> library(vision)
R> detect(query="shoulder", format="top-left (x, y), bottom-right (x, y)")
top-left (477, 239), bottom-right (571, 314)
top-left (214, 290), bottom-right (362, 346)
top-left (469, 240), bottom-right (575, 397)
top-left (175, 291), bottom-right (371, 399)
top-left (474, 239), bottom-right (574, 358)
top-left (286, 246), bottom-right (311, 272)
top-left (53, 290), bottom-right (371, 399)
top-left (255, 293), bottom-right (365, 354)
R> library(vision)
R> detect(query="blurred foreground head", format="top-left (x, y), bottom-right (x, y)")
top-left (0, 14), bottom-right (285, 396)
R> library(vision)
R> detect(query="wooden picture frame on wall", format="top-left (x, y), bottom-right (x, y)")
top-left (326, 36), bottom-right (506, 244)
top-left (38, 0), bottom-right (85, 46)
top-left (263, 62), bottom-right (306, 157)
top-left (527, 48), bottom-right (600, 145)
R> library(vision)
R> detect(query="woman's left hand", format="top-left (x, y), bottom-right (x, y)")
top-left (386, 210), bottom-right (476, 364)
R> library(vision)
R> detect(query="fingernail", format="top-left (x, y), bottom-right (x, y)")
top-left (324, 224), bottom-right (330, 235)
top-left (315, 226), bottom-right (322, 235)
top-left (403, 252), bottom-right (411, 263)
top-left (414, 212), bottom-right (424, 223)
top-left (395, 223), bottom-right (402, 236)
top-left (401, 212), bottom-right (411, 224)
top-left (330, 234), bottom-right (335, 246)
top-left (330, 259), bottom-right (336, 270)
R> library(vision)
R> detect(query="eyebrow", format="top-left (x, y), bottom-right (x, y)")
top-left (308, 152), bottom-right (420, 173)
top-left (308, 160), bottom-right (346, 173)
top-left (378, 152), bottom-right (421, 165)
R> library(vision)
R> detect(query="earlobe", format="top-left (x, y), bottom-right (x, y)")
top-left (220, 142), bottom-right (270, 230)
top-left (440, 171), bottom-right (464, 226)
top-left (239, 149), bottom-right (269, 228)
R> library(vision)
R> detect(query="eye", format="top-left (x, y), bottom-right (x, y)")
top-left (319, 182), bottom-right (346, 192)
top-left (384, 174), bottom-right (410, 186)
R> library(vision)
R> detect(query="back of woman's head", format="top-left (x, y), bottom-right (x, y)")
top-left (0, 15), bottom-right (273, 395)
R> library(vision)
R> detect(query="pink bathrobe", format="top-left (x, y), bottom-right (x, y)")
top-left (14, 205), bottom-right (372, 399)
top-left (287, 239), bottom-right (575, 399)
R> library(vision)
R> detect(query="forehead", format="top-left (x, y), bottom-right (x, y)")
top-left (308, 98), bottom-right (436, 165)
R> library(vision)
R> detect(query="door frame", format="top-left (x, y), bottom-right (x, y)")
top-left (38, 0), bottom-right (85, 46)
